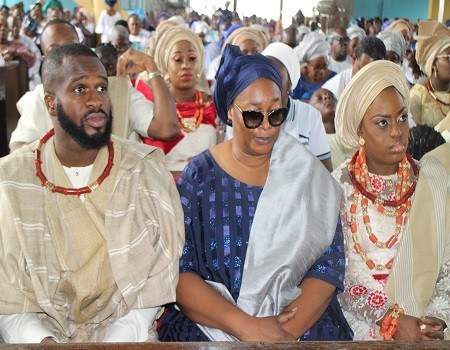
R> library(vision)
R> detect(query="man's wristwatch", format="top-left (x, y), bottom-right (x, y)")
top-left (144, 70), bottom-right (162, 82)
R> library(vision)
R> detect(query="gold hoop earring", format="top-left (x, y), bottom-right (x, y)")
top-left (359, 137), bottom-right (365, 147)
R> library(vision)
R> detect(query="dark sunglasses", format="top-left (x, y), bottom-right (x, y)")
top-left (234, 104), bottom-right (288, 129)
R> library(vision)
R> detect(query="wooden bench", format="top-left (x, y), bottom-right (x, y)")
top-left (1, 342), bottom-right (450, 350)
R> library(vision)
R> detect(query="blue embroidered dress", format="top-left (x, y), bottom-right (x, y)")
top-left (158, 151), bottom-right (352, 341)
top-left (292, 71), bottom-right (337, 102)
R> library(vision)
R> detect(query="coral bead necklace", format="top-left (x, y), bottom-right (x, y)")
top-left (34, 129), bottom-right (114, 196)
top-left (348, 148), bottom-right (418, 272)
top-left (177, 90), bottom-right (205, 133)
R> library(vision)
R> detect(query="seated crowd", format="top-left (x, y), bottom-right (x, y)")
top-left (0, 0), bottom-right (449, 344)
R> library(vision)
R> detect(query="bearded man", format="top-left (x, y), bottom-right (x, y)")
top-left (0, 43), bottom-right (184, 343)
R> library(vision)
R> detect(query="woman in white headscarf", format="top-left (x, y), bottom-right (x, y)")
top-left (292, 31), bottom-right (336, 101)
top-left (377, 31), bottom-right (407, 66)
top-left (333, 60), bottom-right (448, 341)
top-left (385, 19), bottom-right (413, 44)
top-left (410, 20), bottom-right (450, 128)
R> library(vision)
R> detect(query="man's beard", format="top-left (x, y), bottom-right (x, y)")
top-left (56, 103), bottom-right (113, 150)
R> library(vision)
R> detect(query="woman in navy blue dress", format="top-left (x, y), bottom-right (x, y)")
top-left (159, 44), bottom-right (352, 342)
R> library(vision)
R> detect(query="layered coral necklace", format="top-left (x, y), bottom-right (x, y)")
top-left (347, 148), bottom-right (418, 273)
top-left (34, 129), bottom-right (114, 196)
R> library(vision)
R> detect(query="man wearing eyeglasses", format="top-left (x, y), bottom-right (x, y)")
top-left (327, 28), bottom-right (352, 74)
top-left (323, 36), bottom-right (386, 101)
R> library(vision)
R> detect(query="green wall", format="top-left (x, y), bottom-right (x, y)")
top-left (352, 0), bottom-right (429, 20)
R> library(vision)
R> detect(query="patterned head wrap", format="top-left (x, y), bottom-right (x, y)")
top-left (147, 19), bottom-right (183, 56)
top-left (335, 60), bottom-right (410, 151)
top-left (386, 19), bottom-right (413, 42)
top-left (153, 26), bottom-right (204, 77)
top-left (225, 27), bottom-right (269, 53)
top-left (415, 20), bottom-right (450, 77)
top-left (377, 30), bottom-right (407, 61)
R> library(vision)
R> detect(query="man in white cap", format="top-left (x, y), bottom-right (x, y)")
top-left (327, 28), bottom-right (352, 73)
top-left (263, 42), bottom-right (332, 171)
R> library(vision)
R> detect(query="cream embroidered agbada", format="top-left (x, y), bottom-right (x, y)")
top-left (0, 137), bottom-right (184, 342)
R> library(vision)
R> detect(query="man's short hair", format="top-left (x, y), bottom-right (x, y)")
top-left (41, 18), bottom-right (78, 38)
top-left (96, 43), bottom-right (118, 61)
top-left (110, 24), bottom-right (129, 40)
top-left (127, 13), bottom-right (140, 22)
top-left (42, 43), bottom-right (100, 93)
top-left (114, 19), bottom-right (130, 32)
top-left (355, 36), bottom-right (386, 60)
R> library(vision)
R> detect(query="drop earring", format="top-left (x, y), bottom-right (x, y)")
top-left (358, 137), bottom-right (365, 147)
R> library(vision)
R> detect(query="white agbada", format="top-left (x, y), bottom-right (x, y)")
top-left (95, 10), bottom-right (122, 44)
top-left (322, 68), bottom-right (353, 100)
top-left (129, 29), bottom-right (152, 51)
top-left (283, 98), bottom-right (331, 161)
top-left (328, 56), bottom-right (352, 74)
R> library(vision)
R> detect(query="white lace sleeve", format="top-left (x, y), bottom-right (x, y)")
top-left (425, 246), bottom-right (450, 327)
top-left (340, 275), bottom-right (394, 340)
top-left (334, 163), bottom-right (394, 340)
top-left (339, 210), bottom-right (394, 340)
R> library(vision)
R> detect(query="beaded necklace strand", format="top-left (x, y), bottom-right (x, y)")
top-left (347, 148), bottom-right (418, 272)
top-left (34, 129), bottom-right (114, 196)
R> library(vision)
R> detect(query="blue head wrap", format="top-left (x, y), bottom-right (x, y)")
top-left (105, 0), bottom-right (117, 7)
top-left (213, 44), bottom-right (282, 124)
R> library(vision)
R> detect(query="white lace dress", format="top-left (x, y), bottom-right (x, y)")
top-left (333, 161), bottom-right (408, 340)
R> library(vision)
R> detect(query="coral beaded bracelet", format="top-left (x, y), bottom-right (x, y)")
top-left (380, 304), bottom-right (404, 340)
